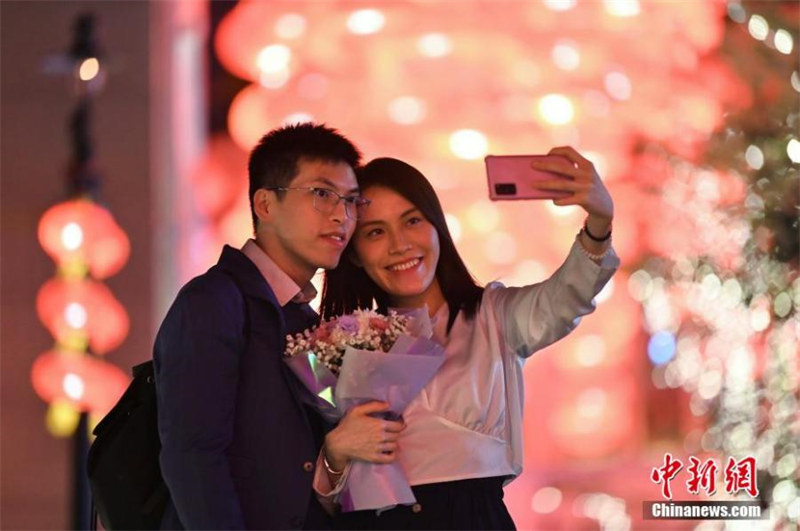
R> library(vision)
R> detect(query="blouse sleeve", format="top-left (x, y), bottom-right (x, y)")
top-left (485, 237), bottom-right (620, 358)
top-left (311, 450), bottom-right (352, 515)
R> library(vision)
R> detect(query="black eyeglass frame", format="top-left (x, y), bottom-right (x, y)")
top-left (265, 186), bottom-right (371, 219)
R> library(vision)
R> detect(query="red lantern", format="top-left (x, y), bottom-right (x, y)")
top-left (227, 84), bottom-right (281, 151)
top-left (36, 276), bottom-right (129, 355)
top-left (214, 1), bottom-right (272, 83)
top-left (38, 198), bottom-right (130, 279)
top-left (87, 219), bottom-right (131, 279)
top-left (218, 193), bottom-right (253, 246)
top-left (31, 349), bottom-right (130, 416)
top-left (190, 133), bottom-right (248, 220)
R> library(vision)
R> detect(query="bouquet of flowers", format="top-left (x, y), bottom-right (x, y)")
top-left (283, 307), bottom-right (445, 513)
top-left (285, 310), bottom-right (411, 376)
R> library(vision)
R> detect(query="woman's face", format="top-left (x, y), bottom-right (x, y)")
top-left (352, 186), bottom-right (443, 310)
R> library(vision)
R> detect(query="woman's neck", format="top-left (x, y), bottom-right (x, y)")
top-left (390, 279), bottom-right (446, 317)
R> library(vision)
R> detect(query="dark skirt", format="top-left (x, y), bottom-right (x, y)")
top-left (333, 476), bottom-right (516, 530)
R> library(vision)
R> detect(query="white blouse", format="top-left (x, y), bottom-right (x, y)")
top-left (314, 238), bottom-right (619, 500)
top-left (397, 238), bottom-right (619, 485)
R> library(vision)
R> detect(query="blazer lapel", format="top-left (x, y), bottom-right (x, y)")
top-left (279, 302), bottom-right (324, 436)
top-left (216, 246), bottom-right (324, 437)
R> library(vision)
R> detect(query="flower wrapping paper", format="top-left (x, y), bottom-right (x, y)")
top-left (284, 308), bottom-right (445, 513)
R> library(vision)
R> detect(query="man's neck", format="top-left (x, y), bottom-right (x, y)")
top-left (253, 234), bottom-right (314, 288)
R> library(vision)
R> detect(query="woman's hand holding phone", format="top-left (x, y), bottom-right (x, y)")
top-left (531, 146), bottom-right (614, 233)
top-left (485, 154), bottom-right (573, 201)
top-left (486, 147), bottom-right (614, 248)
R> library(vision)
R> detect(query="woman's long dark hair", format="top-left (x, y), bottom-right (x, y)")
top-left (321, 157), bottom-right (484, 334)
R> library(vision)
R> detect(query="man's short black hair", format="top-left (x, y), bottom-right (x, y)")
top-left (247, 122), bottom-right (362, 231)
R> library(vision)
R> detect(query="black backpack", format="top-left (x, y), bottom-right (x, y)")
top-left (87, 360), bottom-right (167, 529)
top-left (87, 271), bottom-right (249, 530)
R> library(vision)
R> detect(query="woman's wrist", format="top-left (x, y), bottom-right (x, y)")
top-left (578, 222), bottom-right (612, 262)
top-left (583, 222), bottom-right (611, 245)
top-left (584, 215), bottom-right (612, 241)
top-left (322, 436), bottom-right (348, 472)
top-left (323, 451), bottom-right (345, 476)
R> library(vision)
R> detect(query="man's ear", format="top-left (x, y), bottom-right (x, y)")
top-left (253, 188), bottom-right (272, 224)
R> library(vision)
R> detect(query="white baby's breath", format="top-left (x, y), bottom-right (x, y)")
top-left (284, 309), bottom-right (409, 375)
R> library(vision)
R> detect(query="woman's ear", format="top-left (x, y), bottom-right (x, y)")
top-left (253, 188), bottom-right (272, 223)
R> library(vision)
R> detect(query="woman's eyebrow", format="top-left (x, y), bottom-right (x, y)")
top-left (359, 208), bottom-right (420, 229)
top-left (358, 219), bottom-right (384, 228)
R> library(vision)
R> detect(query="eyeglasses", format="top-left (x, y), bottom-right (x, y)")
top-left (266, 187), bottom-right (371, 220)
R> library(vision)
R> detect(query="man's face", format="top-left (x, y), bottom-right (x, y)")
top-left (260, 158), bottom-right (359, 281)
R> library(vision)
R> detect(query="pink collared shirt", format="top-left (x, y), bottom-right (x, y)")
top-left (241, 239), bottom-right (317, 306)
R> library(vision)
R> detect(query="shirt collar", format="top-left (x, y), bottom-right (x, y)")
top-left (241, 239), bottom-right (318, 306)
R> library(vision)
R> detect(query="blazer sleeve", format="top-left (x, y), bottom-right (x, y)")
top-left (485, 238), bottom-right (620, 358)
top-left (154, 273), bottom-right (246, 529)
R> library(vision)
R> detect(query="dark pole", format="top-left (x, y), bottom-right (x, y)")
top-left (67, 14), bottom-right (101, 201)
top-left (72, 412), bottom-right (91, 530)
top-left (66, 14), bottom-right (103, 530)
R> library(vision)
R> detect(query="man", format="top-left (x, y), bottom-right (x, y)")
top-left (154, 123), bottom-right (403, 529)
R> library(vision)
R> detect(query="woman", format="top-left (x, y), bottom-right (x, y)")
top-left (319, 147), bottom-right (619, 529)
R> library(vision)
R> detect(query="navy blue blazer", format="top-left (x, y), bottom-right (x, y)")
top-left (154, 246), bottom-right (329, 530)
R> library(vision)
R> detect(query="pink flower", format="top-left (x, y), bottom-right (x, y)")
top-left (313, 324), bottom-right (331, 342)
top-left (369, 317), bottom-right (389, 331)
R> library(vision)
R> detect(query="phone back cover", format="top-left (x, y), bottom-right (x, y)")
top-left (485, 155), bottom-right (571, 200)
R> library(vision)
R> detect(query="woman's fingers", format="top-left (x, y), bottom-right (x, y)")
top-left (553, 196), bottom-right (580, 207)
top-left (380, 430), bottom-right (400, 443)
top-left (529, 157), bottom-right (579, 179)
top-left (532, 178), bottom-right (590, 192)
top-left (548, 146), bottom-right (593, 170)
top-left (383, 419), bottom-right (405, 433)
top-left (531, 179), bottom-right (571, 190)
top-left (351, 401), bottom-right (390, 416)
top-left (538, 146), bottom-right (613, 219)
top-left (334, 405), bottom-right (407, 464)
top-left (358, 440), bottom-right (399, 463)
top-left (380, 442), bottom-right (398, 453)
top-left (373, 452), bottom-right (396, 464)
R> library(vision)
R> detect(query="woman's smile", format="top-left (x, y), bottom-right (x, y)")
top-left (353, 185), bottom-right (444, 310)
top-left (386, 257), bottom-right (422, 272)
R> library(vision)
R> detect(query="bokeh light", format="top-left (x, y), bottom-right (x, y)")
top-left (648, 331), bottom-right (677, 365)
top-left (347, 9), bottom-right (385, 35)
top-left (538, 94), bottom-right (575, 125)
top-left (274, 13), bottom-right (306, 40)
top-left (449, 129), bottom-right (489, 160)
top-left (78, 58), bottom-right (100, 81)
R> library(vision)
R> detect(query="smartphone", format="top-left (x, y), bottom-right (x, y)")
top-left (485, 154), bottom-right (572, 201)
